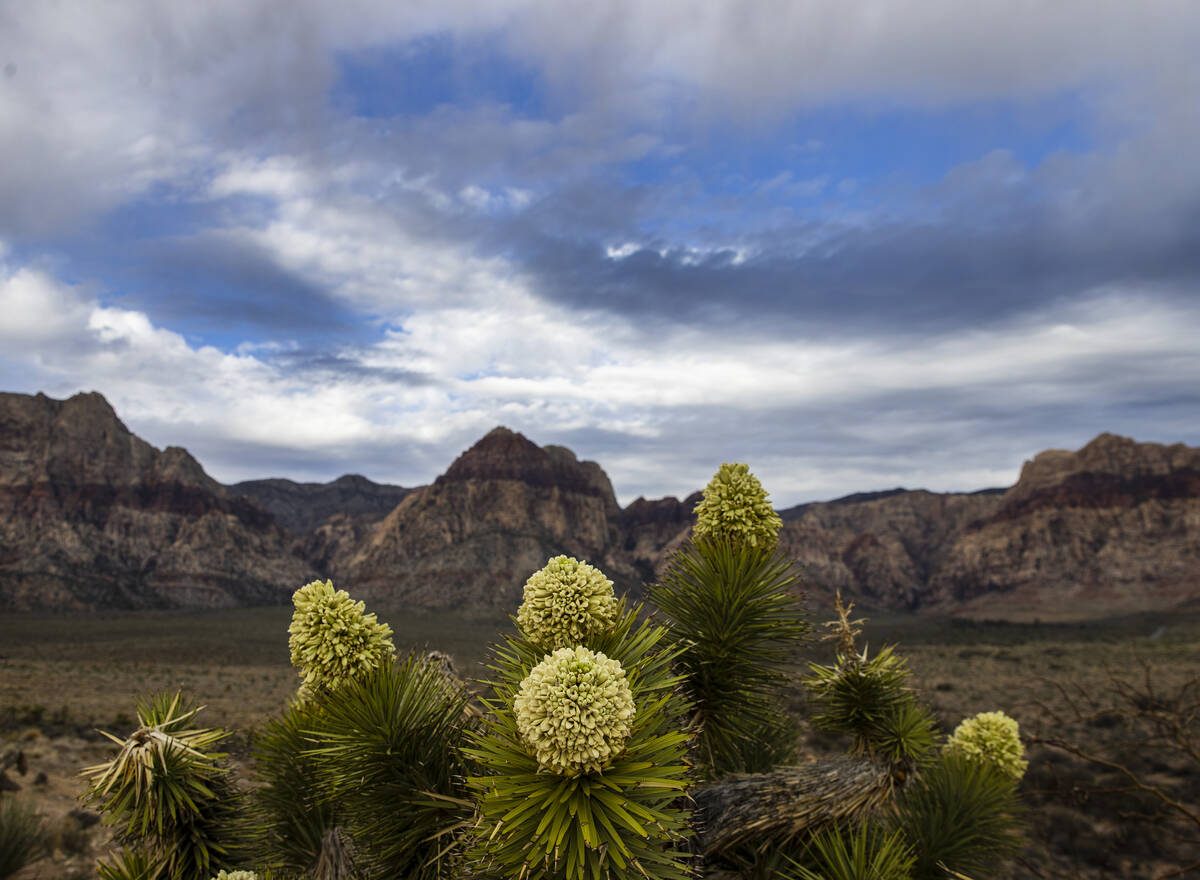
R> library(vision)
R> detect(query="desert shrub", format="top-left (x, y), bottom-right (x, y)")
top-left (96, 846), bottom-right (162, 880)
top-left (804, 594), bottom-right (937, 774)
top-left (784, 822), bottom-right (916, 880)
top-left (51, 809), bottom-right (96, 856)
top-left (891, 753), bottom-right (1024, 880)
top-left (245, 699), bottom-right (341, 879)
top-left (0, 795), bottom-right (46, 879)
top-left (305, 654), bottom-right (475, 880)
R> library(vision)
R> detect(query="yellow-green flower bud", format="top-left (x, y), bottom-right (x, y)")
top-left (210, 872), bottom-right (259, 880)
top-left (944, 710), bottom-right (1028, 781)
top-left (692, 462), bottom-right (782, 549)
top-left (514, 646), bottom-right (635, 775)
top-left (288, 579), bottom-right (395, 694)
top-left (516, 555), bottom-right (618, 650)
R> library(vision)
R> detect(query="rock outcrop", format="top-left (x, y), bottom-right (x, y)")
top-left (333, 428), bottom-right (659, 608)
top-left (927, 434), bottom-right (1200, 618)
top-left (0, 391), bottom-right (315, 610)
top-left (777, 489), bottom-right (1005, 611)
top-left (773, 434), bottom-right (1200, 618)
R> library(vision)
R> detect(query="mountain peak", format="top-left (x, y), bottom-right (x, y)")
top-left (436, 428), bottom-right (617, 508)
top-left (440, 427), bottom-right (548, 483)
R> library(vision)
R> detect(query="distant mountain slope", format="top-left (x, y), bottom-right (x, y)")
top-left (4, 390), bottom-right (1198, 619)
top-left (331, 427), bottom-right (664, 608)
top-left (232, 474), bottom-right (411, 535)
top-left (927, 433), bottom-right (1200, 618)
top-left (778, 490), bottom-right (1006, 610)
top-left (0, 391), bottom-right (315, 610)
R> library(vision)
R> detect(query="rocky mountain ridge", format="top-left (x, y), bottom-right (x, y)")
top-left (2, 391), bottom-right (1198, 619)
top-left (233, 474), bottom-right (411, 535)
top-left (0, 391), bottom-right (315, 610)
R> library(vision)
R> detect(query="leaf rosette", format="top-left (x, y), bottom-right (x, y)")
top-left (466, 600), bottom-right (693, 880)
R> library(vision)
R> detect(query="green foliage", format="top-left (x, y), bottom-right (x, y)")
top-left (83, 692), bottom-right (242, 880)
top-left (288, 580), bottom-right (396, 696)
top-left (0, 796), bottom-right (46, 880)
top-left (246, 699), bottom-right (342, 879)
top-left (804, 639), bottom-right (937, 772)
top-left (305, 654), bottom-right (475, 880)
top-left (516, 555), bottom-right (619, 651)
top-left (466, 600), bottom-right (693, 880)
top-left (891, 753), bottom-right (1024, 880)
top-left (96, 846), bottom-right (163, 880)
top-left (870, 701), bottom-right (939, 771)
top-left (75, 461), bottom-right (1031, 880)
top-left (784, 823), bottom-right (916, 880)
top-left (692, 462), bottom-right (783, 550)
top-left (943, 711), bottom-right (1027, 782)
top-left (650, 538), bottom-right (808, 778)
top-left (805, 644), bottom-right (911, 744)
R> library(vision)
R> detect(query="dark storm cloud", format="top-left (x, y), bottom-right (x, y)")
top-left (122, 233), bottom-right (367, 344)
top-left (268, 350), bottom-right (439, 386)
top-left (475, 152), bottom-right (1200, 338)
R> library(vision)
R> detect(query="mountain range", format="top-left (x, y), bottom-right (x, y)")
top-left (2, 390), bottom-right (1198, 620)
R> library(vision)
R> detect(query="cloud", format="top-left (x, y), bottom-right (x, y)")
top-left (5, 250), bottom-right (1197, 504)
top-left (129, 231), bottom-right (367, 343)
top-left (2, 1), bottom-right (1198, 507)
top-left (6, 0), bottom-right (1197, 236)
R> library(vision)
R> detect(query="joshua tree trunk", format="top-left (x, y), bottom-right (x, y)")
top-left (693, 756), bottom-right (896, 856)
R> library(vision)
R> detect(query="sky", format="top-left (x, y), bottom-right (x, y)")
top-left (2, 1), bottom-right (1199, 507)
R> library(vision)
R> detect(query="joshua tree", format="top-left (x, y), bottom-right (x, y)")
top-left (80, 462), bottom-right (1029, 880)
top-left (650, 462), bottom-right (810, 779)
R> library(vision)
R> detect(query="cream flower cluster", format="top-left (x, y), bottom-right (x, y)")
top-left (944, 710), bottom-right (1028, 780)
top-left (516, 556), bottom-right (618, 650)
top-left (692, 462), bottom-right (783, 549)
top-left (288, 579), bottom-right (395, 693)
top-left (210, 872), bottom-right (258, 880)
top-left (514, 646), bottom-right (635, 775)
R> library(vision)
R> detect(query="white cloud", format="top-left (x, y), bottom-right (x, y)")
top-left (6, 0), bottom-right (1197, 239)
top-left (2, 0), bottom-right (1198, 502)
top-left (4, 244), bottom-right (1199, 503)
top-left (0, 267), bottom-right (94, 347)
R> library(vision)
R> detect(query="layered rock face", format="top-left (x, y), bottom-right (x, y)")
top-left (333, 428), bottom-right (675, 608)
top-left (927, 434), bottom-right (1200, 618)
top-left (777, 490), bottom-right (1005, 611)
top-left (5, 390), bottom-right (1198, 619)
top-left (777, 434), bottom-right (1200, 617)
top-left (0, 392), bottom-right (314, 610)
